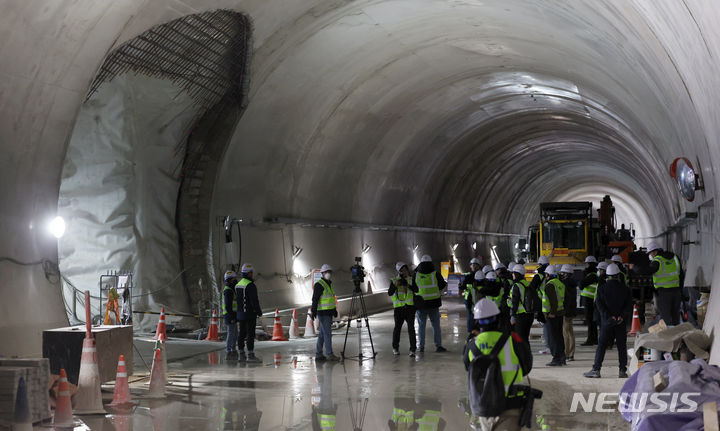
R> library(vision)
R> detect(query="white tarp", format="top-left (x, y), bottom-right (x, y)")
top-left (58, 74), bottom-right (202, 331)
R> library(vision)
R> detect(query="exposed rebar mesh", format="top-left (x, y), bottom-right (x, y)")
top-left (86, 10), bottom-right (250, 109)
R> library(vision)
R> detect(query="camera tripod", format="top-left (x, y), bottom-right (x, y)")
top-left (341, 283), bottom-right (377, 361)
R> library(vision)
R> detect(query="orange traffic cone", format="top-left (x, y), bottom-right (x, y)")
top-left (271, 309), bottom-right (287, 341)
top-left (108, 355), bottom-right (133, 407)
top-left (155, 307), bottom-right (167, 341)
top-left (148, 348), bottom-right (166, 398)
top-left (305, 309), bottom-right (317, 337)
top-left (54, 369), bottom-right (74, 427)
top-left (153, 339), bottom-right (167, 385)
top-left (74, 291), bottom-right (106, 415)
top-left (274, 353), bottom-right (281, 368)
top-left (205, 309), bottom-right (219, 341)
top-left (289, 308), bottom-right (301, 339)
top-left (629, 304), bottom-right (642, 336)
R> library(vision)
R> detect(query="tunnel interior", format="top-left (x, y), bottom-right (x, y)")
top-left (5, 0), bottom-right (715, 358)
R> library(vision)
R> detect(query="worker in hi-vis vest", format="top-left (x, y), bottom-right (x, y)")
top-left (222, 270), bottom-right (239, 360)
top-left (541, 265), bottom-right (566, 366)
top-left (460, 258), bottom-right (483, 332)
top-left (508, 264), bottom-right (533, 347)
top-left (579, 255), bottom-right (599, 346)
top-left (413, 255), bottom-right (448, 353)
top-left (464, 298), bottom-right (533, 431)
top-left (389, 261), bottom-right (419, 356)
top-left (312, 264), bottom-right (340, 362)
top-left (647, 241), bottom-right (684, 326)
top-left (236, 263), bottom-right (263, 363)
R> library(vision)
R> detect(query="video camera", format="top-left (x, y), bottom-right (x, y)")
top-left (350, 256), bottom-right (366, 291)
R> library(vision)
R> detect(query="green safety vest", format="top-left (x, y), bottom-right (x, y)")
top-left (221, 285), bottom-right (237, 316)
top-left (462, 273), bottom-right (473, 301)
top-left (392, 407), bottom-right (414, 430)
top-left (488, 282), bottom-right (505, 308)
top-left (391, 277), bottom-right (415, 308)
top-left (318, 279), bottom-right (336, 311)
top-left (541, 278), bottom-right (565, 313)
top-left (652, 255), bottom-right (681, 289)
top-left (234, 278), bottom-right (252, 312)
top-left (507, 279), bottom-right (529, 314)
top-left (580, 272), bottom-right (598, 299)
top-left (415, 272), bottom-right (441, 301)
top-left (318, 413), bottom-right (336, 430)
top-left (467, 331), bottom-right (523, 397)
top-left (416, 410), bottom-right (441, 431)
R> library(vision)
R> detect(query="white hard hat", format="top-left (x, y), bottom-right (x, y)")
top-left (224, 270), bottom-right (237, 281)
top-left (474, 270), bottom-right (485, 281)
top-left (320, 264), bottom-right (333, 273)
top-left (606, 263), bottom-right (620, 276)
top-left (513, 264), bottom-right (526, 274)
top-left (494, 262), bottom-right (506, 270)
top-left (241, 263), bottom-right (254, 273)
top-left (486, 271), bottom-right (497, 281)
top-left (584, 256), bottom-right (597, 263)
top-left (647, 242), bottom-right (662, 253)
top-left (420, 254), bottom-right (432, 263)
top-left (508, 261), bottom-right (516, 269)
top-left (396, 261), bottom-right (408, 272)
top-left (560, 264), bottom-right (573, 274)
top-left (482, 265), bottom-right (493, 274)
top-left (545, 265), bottom-right (557, 275)
top-left (597, 261), bottom-right (609, 270)
top-left (538, 255), bottom-right (550, 265)
top-left (611, 255), bottom-right (623, 263)
top-left (470, 258), bottom-right (481, 265)
top-left (473, 298), bottom-right (500, 319)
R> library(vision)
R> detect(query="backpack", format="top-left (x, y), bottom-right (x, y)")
top-left (467, 331), bottom-right (512, 417)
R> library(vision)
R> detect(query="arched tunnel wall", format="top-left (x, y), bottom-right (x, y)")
top-left (1, 1), bottom-right (720, 361)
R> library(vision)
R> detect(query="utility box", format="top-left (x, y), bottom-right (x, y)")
top-left (42, 325), bottom-right (133, 385)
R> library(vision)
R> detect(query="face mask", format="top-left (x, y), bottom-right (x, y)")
top-left (323, 273), bottom-right (332, 280)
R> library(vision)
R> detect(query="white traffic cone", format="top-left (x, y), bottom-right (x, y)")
top-left (305, 309), bottom-right (317, 337)
top-left (289, 308), bottom-right (301, 339)
top-left (148, 348), bottom-right (166, 398)
top-left (74, 290), bottom-right (106, 415)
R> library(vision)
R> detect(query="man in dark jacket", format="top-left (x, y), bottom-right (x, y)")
top-left (647, 241), bottom-right (684, 326)
top-left (559, 265), bottom-right (577, 361)
top-left (584, 263), bottom-right (633, 378)
top-left (223, 270), bottom-right (239, 360)
top-left (236, 263), bottom-right (263, 363)
top-left (312, 264), bottom-right (340, 361)
top-left (413, 255), bottom-right (448, 353)
top-left (460, 258), bottom-right (482, 332)
top-left (579, 256), bottom-right (599, 346)
top-left (509, 264), bottom-right (533, 346)
top-left (542, 265), bottom-right (566, 366)
top-left (388, 261), bottom-right (419, 356)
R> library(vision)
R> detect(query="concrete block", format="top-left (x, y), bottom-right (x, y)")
top-left (42, 325), bottom-right (133, 385)
top-left (0, 358), bottom-right (51, 423)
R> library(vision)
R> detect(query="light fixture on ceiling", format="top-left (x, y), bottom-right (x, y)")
top-left (292, 245), bottom-right (303, 259)
top-left (670, 157), bottom-right (703, 202)
top-left (48, 216), bottom-right (66, 239)
top-left (362, 243), bottom-right (372, 254)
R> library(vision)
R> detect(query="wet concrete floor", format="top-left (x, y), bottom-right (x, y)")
top-left (42, 298), bottom-right (631, 430)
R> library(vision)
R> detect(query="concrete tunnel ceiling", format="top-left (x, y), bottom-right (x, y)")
top-left (215, 0), bottom-right (703, 244)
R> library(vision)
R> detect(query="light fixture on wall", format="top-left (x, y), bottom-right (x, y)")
top-left (451, 243), bottom-right (459, 252)
top-left (48, 216), bottom-right (66, 239)
top-left (670, 157), bottom-right (703, 202)
top-left (292, 245), bottom-right (303, 259)
top-left (362, 243), bottom-right (372, 254)
top-left (472, 241), bottom-right (478, 251)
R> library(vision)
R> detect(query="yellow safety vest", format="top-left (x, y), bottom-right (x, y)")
top-left (652, 255), bottom-right (681, 289)
top-left (392, 407), bottom-right (414, 430)
top-left (416, 410), bottom-right (441, 431)
top-left (318, 279), bottom-right (336, 311)
top-left (541, 278), bottom-right (565, 313)
top-left (318, 413), bottom-right (335, 430)
top-left (467, 331), bottom-right (523, 396)
top-left (235, 278), bottom-right (252, 312)
top-left (221, 285), bottom-right (237, 315)
top-left (507, 279), bottom-right (529, 314)
top-left (391, 277), bottom-right (414, 308)
top-left (415, 272), bottom-right (441, 301)
top-left (580, 272), bottom-right (598, 299)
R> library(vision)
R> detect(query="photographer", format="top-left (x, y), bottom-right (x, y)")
top-left (413, 254), bottom-right (448, 353)
top-left (389, 262), bottom-right (419, 356)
